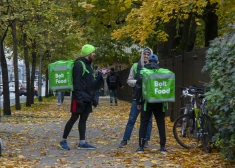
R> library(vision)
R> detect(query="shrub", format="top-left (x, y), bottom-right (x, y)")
top-left (202, 27), bottom-right (235, 160)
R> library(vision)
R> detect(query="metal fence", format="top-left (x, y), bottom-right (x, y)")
top-left (116, 48), bottom-right (210, 121)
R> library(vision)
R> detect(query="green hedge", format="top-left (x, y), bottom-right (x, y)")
top-left (202, 27), bottom-right (235, 160)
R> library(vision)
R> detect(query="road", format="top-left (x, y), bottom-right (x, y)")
top-left (0, 83), bottom-right (46, 108)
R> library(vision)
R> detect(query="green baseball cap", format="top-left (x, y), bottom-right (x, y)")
top-left (81, 44), bottom-right (95, 56)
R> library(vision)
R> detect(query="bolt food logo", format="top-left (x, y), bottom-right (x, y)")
top-left (55, 73), bottom-right (67, 84)
top-left (154, 81), bottom-right (170, 94)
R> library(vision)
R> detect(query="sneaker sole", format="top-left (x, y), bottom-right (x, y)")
top-left (160, 151), bottom-right (167, 154)
top-left (59, 145), bottom-right (70, 150)
top-left (119, 145), bottom-right (127, 148)
top-left (77, 147), bottom-right (96, 150)
top-left (136, 151), bottom-right (144, 153)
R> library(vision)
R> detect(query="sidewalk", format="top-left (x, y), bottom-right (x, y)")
top-left (0, 96), bottom-right (226, 167)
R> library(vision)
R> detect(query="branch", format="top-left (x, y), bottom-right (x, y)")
top-left (1, 26), bottom-right (9, 43)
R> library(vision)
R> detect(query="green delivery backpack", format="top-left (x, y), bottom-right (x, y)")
top-left (48, 60), bottom-right (89, 92)
top-left (141, 68), bottom-right (175, 103)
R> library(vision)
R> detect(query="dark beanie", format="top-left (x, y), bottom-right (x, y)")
top-left (148, 54), bottom-right (158, 62)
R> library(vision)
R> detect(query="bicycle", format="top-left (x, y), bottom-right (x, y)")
top-left (173, 86), bottom-right (212, 153)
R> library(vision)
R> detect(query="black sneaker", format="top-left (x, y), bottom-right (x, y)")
top-left (160, 146), bottom-right (167, 153)
top-left (119, 140), bottom-right (127, 148)
top-left (136, 147), bottom-right (144, 153)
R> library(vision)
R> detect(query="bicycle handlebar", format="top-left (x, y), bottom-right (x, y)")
top-left (180, 86), bottom-right (205, 98)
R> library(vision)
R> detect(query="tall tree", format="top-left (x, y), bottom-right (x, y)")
top-left (203, 2), bottom-right (218, 47)
top-left (0, 0), bottom-right (11, 115)
top-left (10, 19), bottom-right (21, 110)
top-left (0, 27), bottom-right (11, 115)
top-left (112, 0), bottom-right (234, 53)
top-left (71, 0), bottom-right (140, 66)
top-left (22, 32), bottom-right (31, 106)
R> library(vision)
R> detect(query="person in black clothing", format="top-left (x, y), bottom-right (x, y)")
top-left (135, 54), bottom-right (167, 153)
top-left (60, 44), bottom-right (98, 150)
top-left (106, 68), bottom-right (123, 106)
top-left (94, 66), bottom-right (104, 106)
top-left (118, 47), bottom-right (153, 148)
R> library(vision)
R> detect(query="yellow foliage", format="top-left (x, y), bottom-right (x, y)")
top-left (112, 0), bottom-right (235, 44)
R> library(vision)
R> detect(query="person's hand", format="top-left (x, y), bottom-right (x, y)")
top-left (137, 105), bottom-right (141, 110)
top-left (92, 99), bottom-right (98, 108)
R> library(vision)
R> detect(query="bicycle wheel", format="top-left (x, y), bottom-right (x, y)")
top-left (173, 114), bottom-right (198, 149)
top-left (200, 114), bottom-right (212, 153)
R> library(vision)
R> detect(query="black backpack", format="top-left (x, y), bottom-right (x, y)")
top-left (109, 75), bottom-right (117, 87)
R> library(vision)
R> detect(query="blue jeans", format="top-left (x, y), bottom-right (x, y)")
top-left (57, 92), bottom-right (64, 104)
top-left (109, 89), bottom-right (117, 104)
top-left (123, 100), bottom-right (152, 141)
top-left (95, 89), bottom-right (100, 105)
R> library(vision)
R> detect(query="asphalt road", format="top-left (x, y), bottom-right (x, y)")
top-left (0, 83), bottom-right (46, 108)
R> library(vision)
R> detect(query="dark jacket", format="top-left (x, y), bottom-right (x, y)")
top-left (70, 57), bottom-right (95, 113)
top-left (132, 61), bottom-right (143, 99)
top-left (135, 62), bottom-right (160, 105)
top-left (106, 71), bottom-right (122, 90)
top-left (94, 71), bottom-right (104, 90)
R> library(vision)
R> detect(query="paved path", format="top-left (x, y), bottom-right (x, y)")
top-left (0, 97), bottom-right (226, 168)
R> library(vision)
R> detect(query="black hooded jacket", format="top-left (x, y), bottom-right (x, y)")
top-left (106, 71), bottom-right (122, 90)
top-left (71, 57), bottom-right (95, 103)
top-left (135, 62), bottom-right (160, 105)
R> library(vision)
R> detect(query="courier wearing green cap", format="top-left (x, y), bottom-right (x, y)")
top-left (81, 44), bottom-right (96, 62)
top-left (82, 44), bottom-right (95, 56)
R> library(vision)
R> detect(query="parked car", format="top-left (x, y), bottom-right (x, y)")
top-left (9, 82), bottom-right (15, 92)
top-left (19, 84), bottom-right (27, 96)
top-left (19, 84), bottom-right (38, 96)
top-left (34, 87), bottom-right (38, 96)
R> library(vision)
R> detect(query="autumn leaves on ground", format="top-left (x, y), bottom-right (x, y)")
top-left (0, 97), bottom-right (228, 168)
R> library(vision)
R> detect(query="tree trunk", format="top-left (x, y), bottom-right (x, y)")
top-left (11, 20), bottom-right (21, 110)
top-left (178, 14), bottom-right (192, 52)
top-left (30, 39), bottom-right (37, 104)
top-left (157, 12), bottom-right (178, 68)
top-left (186, 15), bottom-right (197, 51)
top-left (0, 28), bottom-right (11, 115)
top-left (23, 33), bottom-right (31, 107)
top-left (45, 68), bottom-right (49, 97)
top-left (203, 2), bottom-right (218, 47)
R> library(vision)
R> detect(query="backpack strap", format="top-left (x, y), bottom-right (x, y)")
top-left (133, 63), bottom-right (138, 76)
top-left (162, 102), bottom-right (168, 112)
top-left (78, 60), bottom-right (89, 76)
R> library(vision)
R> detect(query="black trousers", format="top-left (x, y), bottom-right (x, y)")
top-left (139, 103), bottom-right (166, 148)
top-left (63, 112), bottom-right (90, 140)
